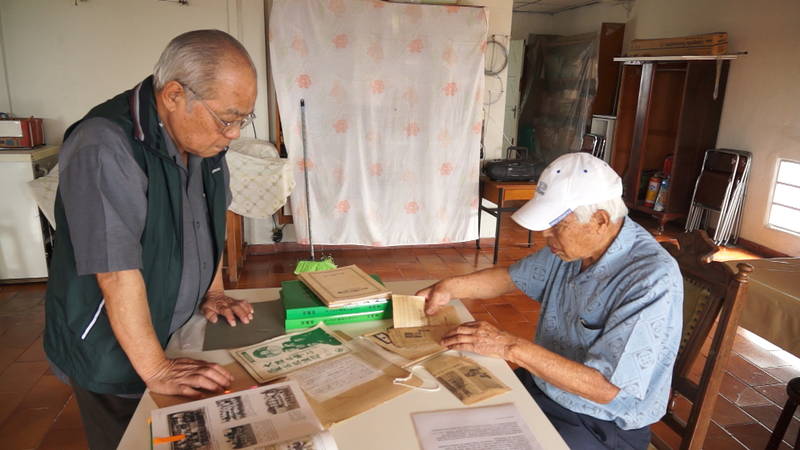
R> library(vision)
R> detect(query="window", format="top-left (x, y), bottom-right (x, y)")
top-left (768, 159), bottom-right (800, 235)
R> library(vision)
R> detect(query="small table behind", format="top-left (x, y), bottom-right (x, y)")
top-left (478, 177), bottom-right (537, 264)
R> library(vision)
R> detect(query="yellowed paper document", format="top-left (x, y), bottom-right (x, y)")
top-left (392, 296), bottom-right (461, 329)
top-left (289, 354), bottom-right (383, 403)
top-left (423, 354), bottom-right (510, 405)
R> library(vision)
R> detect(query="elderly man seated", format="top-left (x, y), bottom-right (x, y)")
top-left (418, 152), bottom-right (683, 450)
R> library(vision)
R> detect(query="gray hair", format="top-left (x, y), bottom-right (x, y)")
top-left (572, 197), bottom-right (628, 224)
top-left (153, 29), bottom-right (255, 99)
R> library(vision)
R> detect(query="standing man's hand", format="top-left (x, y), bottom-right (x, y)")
top-left (440, 321), bottom-right (522, 359)
top-left (416, 281), bottom-right (454, 315)
top-left (201, 291), bottom-right (254, 326)
top-left (143, 357), bottom-right (233, 398)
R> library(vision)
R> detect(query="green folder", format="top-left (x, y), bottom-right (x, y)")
top-left (280, 276), bottom-right (390, 319)
top-left (284, 308), bottom-right (393, 331)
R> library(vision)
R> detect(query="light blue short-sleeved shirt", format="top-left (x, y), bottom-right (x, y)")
top-left (509, 217), bottom-right (683, 430)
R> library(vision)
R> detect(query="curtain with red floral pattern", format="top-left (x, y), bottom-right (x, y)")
top-left (270, 0), bottom-right (487, 246)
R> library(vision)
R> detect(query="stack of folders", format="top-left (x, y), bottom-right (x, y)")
top-left (281, 266), bottom-right (392, 330)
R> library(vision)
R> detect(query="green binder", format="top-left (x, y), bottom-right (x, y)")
top-left (284, 309), bottom-right (393, 331)
top-left (280, 277), bottom-right (390, 319)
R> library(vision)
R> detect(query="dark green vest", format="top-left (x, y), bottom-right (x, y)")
top-left (44, 76), bottom-right (227, 394)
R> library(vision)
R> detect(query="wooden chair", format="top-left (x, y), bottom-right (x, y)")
top-left (652, 230), bottom-right (753, 450)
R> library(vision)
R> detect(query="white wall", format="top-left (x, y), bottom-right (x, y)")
top-left (511, 12), bottom-right (555, 39)
top-left (626, 0), bottom-right (800, 255)
top-left (0, 0), bottom-right (273, 245)
top-left (547, 2), bottom-right (631, 36)
top-left (0, 0), bottom-right (269, 144)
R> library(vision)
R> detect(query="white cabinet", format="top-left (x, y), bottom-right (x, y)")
top-left (0, 145), bottom-right (58, 281)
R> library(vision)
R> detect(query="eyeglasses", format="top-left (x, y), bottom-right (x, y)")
top-left (180, 83), bottom-right (256, 133)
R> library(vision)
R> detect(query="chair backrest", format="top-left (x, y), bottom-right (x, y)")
top-left (655, 230), bottom-right (753, 450)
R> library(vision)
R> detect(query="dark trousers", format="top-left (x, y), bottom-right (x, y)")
top-left (515, 368), bottom-right (651, 450)
top-left (70, 380), bottom-right (141, 450)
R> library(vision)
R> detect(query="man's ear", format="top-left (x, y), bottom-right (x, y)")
top-left (159, 80), bottom-right (186, 113)
top-left (593, 210), bottom-right (612, 231)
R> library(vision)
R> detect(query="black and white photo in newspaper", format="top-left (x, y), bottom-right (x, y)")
top-left (151, 381), bottom-right (329, 449)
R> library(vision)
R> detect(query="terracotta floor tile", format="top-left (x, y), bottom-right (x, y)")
top-left (0, 361), bottom-right (49, 394)
top-left (741, 403), bottom-right (799, 446)
top-left (708, 421), bottom-right (728, 438)
top-left (52, 395), bottom-right (84, 430)
top-left (459, 298), bottom-right (488, 314)
top-left (16, 336), bottom-right (46, 363)
top-left (470, 312), bottom-right (497, 326)
top-left (396, 264), bottom-right (431, 280)
top-left (720, 372), bottom-right (772, 407)
top-left (37, 427), bottom-right (89, 450)
top-left (0, 347), bottom-right (26, 374)
top-left (522, 310), bottom-right (540, 323)
top-left (0, 324), bottom-right (42, 350)
top-left (726, 353), bottom-right (782, 387)
top-left (755, 384), bottom-right (791, 409)
top-left (651, 420), bottom-right (682, 448)
top-left (0, 404), bottom-right (60, 449)
top-left (19, 375), bottom-right (72, 410)
top-left (0, 391), bottom-right (25, 425)
top-left (726, 422), bottom-right (793, 450)
top-left (416, 254), bottom-right (444, 265)
top-left (502, 295), bottom-right (539, 313)
top-left (484, 304), bottom-right (526, 325)
top-left (712, 394), bottom-right (756, 426)
top-left (702, 430), bottom-right (749, 450)
top-left (764, 366), bottom-right (800, 384)
top-left (738, 346), bottom-right (795, 370)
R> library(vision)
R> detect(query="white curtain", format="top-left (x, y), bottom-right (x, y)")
top-left (270, 0), bottom-right (487, 246)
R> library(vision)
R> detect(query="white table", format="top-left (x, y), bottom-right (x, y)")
top-left (118, 280), bottom-right (568, 450)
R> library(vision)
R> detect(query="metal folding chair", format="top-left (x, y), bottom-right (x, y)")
top-left (685, 149), bottom-right (751, 245)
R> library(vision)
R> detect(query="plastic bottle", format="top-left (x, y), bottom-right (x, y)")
top-left (653, 177), bottom-right (670, 212)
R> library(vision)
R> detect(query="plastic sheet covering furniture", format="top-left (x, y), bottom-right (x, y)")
top-left (269, 0), bottom-right (486, 246)
top-left (226, 138), bottom-right (294, 219)
top-left (518, 33), bottom-right (599, 166)
top-left (725, 258), bottom-right (800, 357)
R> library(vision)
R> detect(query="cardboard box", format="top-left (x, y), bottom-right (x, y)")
top-left (628, 32), bottom-right (728, 56)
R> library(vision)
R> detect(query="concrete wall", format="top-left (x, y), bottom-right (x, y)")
top-left (0, 0), bottom-right (270, 143)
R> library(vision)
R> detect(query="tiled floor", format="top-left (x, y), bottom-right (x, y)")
top-left (0, 212), bottom-right (798, 449)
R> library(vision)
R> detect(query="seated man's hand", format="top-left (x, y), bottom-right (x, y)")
top-left (416, 281), bottom-right (454, 315)
top-left (144, 357), bottom-right (233, 398)
top-left (201, 291), bottom-right (254, 326)
top-left (441, 321), bottom-right (521, 360)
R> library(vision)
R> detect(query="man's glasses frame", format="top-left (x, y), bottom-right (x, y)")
top-left (180, 82), bottom-right (255, 133)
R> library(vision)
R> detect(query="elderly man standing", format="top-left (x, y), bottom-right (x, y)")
top-left (44, 30), bottom-right (257, 449)
top-left (418, 153), bottom-right (682, 449)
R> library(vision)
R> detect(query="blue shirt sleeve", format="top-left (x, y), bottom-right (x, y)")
top-left (583, 260), bottom-right (683, 400)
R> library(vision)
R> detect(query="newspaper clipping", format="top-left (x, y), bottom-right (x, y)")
top-left (151, 381), bottom-right (330, 450)
top-left (423, 354), bottom-right (510, 405)
top-left (230, 324), bottom-right (350, 383)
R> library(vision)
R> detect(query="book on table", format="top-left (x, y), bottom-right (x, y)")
top-left (281, 277), bottom-right (390, 319)
top-left (296, 265), bottom-right (391, 307)
top-left (284, 308), bottom-right (393, 330)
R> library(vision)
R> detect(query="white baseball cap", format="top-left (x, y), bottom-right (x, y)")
top-left (511, 152), bottom-right (622, 231)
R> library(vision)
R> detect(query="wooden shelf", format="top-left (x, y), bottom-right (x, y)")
top-left (615, 53), bottom-right (744, 63)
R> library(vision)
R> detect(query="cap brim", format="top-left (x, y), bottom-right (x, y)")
top-left (511, 198), bottom-right (572, 231)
